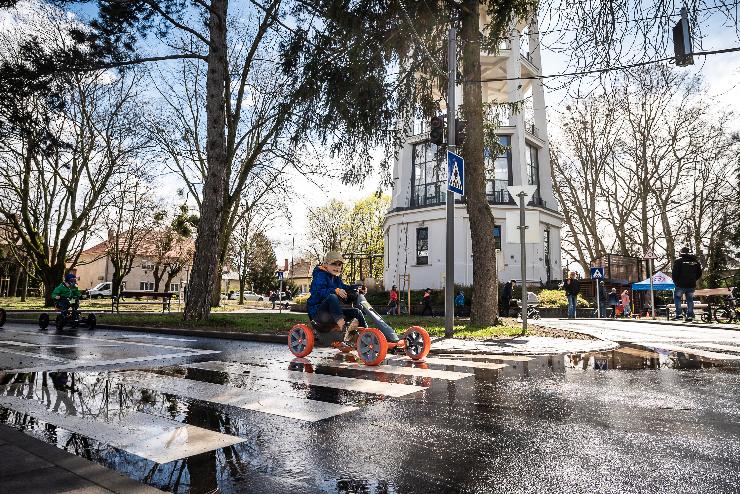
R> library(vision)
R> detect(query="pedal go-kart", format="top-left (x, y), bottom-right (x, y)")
top-left (39, 298), bottom-right (96, 331)
top-left (288, 290), bottom-right (431, 366)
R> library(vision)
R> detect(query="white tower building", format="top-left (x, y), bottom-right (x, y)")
top-left (383, 16), bottom-right (563, 291)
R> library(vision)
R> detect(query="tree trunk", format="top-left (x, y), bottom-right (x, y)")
top-left (210, 261), bottom-right (222, 307)
top-left (43, 264), bottom-right (66, 307)
top-left (20, 264), bottom-right (27, 302)
top-left (184, 0), bottom-right (229, 320)
top-left (461, 1), bottom-right (498, 325)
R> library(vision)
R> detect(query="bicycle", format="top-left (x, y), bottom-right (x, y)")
top-left (713, 297), bottom-right (740, 324)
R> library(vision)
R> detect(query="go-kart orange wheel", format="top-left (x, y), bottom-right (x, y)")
top-left (288, 324), bottom-right (314, 358)
top-left (356, 327), bottom-right (388, 366)
top-left (403, 326), bottom-right (431, 360)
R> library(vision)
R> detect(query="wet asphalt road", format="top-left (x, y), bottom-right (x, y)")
top-left (0, 322), bottom-right (739, 493)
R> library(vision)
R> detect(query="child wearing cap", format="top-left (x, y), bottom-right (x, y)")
top-left (51, 273), bottom-right (82, 312)
top-left (307, 251), bottom-right (367, 342)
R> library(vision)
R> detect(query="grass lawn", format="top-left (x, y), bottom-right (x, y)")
top-left (6, 305), bottom-right (525, 339)
top-left (0, 296), bottom-right (269, 312)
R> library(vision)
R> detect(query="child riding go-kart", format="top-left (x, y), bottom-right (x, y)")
top-left (288, 251), bottom-right (430, 366)
top-left (39, 273), bottom-right (96, 331)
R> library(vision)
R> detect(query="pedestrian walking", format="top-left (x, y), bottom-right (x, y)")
top-left (562, 272), bottom-right (580, 319)
top-left (671, 246), bottom-right (703, 322)
top-left (621, 290), bottom-right (631, 317)
top-left (501, 280), bottom-right (515, 317)
top-left (607, 288), bottom-right (619, 318)
top-left (269, 291), bottom-right (278, 309)
top-left (386, 285), bottom-right (399, 315)
top-left (454, 290), bottom-right (465, 317)
top-left (421, 288), bottom-right (434, 316)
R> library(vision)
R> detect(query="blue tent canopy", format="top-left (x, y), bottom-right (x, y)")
top-left (631, 271), bottom-right (675, 291)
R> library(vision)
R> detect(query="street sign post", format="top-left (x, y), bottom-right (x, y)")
top-left (276, 271), bottom-right (284, 313)
top-left (444, 28), bottom-right (457, 339)
top-left (643, 249), bottom-right (657, 319)
top-left (590, 267), bottom-right (604, 319)
top-left (506, 185), bottom-right (538, 333)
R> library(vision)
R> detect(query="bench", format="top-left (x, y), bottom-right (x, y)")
top-left (664, 287), bottom-right (733, 321)
top-left (112, 291), bottom-right (174, 313)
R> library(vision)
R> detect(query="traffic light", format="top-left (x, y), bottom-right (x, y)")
top-left (673, 7), bottom-right (694, 67)
top-left (455, 118), bottom-right (467, 148)
top-left (429, 116), bottom-right (445, 146)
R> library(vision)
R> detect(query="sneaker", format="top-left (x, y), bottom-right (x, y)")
top-left (343, 318), bottom-right (360, 346)
top-left (685, 317), bottom-right (694, 322)
top-left (672, 316), bottom-right (683, 321)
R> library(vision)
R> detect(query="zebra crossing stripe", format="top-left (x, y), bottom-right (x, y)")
top-left (0, 393), bottom-right (244, 464)
top-left (387, 356), bottom-right (508, 370)
top-left (331, 361), bottom-right (473, 380)
top-left (4, 349), bottom-right (220, 373)
top-left (118, 371), bottom-right (358, 422)
top-left (0, 347), bottom-right (68, 362)
top-left (185, 361), bottom-right (426, 397)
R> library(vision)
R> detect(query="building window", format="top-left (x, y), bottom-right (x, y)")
top-left (493, 225), bottom-right (502, 250)
top-left (139, 281), bottom-right (154, 291)
top-left (526, 143), bottom-right (541, 202)
top-left (169, 283), bottom-right (179, 292)
top-left (411, 142), bottom-right (445, 207)
top-left (416, 227), bottom-right (429, 265)
top-left (485, 135), bottom-right (512, 203)
top-left (141, 260), bottom-right (155, 270)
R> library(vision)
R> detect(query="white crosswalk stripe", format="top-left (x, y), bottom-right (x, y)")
top-left (118, 370), bottom-right (359, 422)
top-left (387, 356), bottom-right (508, 370)
top-left (0, 393), bottom-right (245, 464)
top-left (331, 360), bottom-right (474, 380)
top-left (185, 360), bottom-right (427, 397)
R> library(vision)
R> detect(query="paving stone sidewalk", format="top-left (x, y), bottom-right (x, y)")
top-left (429, 335), bottom-right (618, 355)
top-left (0, 424), bottom-right (161, 494)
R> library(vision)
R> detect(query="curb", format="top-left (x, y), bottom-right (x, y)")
top-left (546, 316), bottom-right (740, 332)
top-left (5, 317), bottom-right (287, 344)
top-left (427, 335), bottom-right (620, 356)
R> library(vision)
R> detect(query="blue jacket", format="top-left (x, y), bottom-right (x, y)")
top-left (307, 265), bottom-right (354, 319)
top-left (454, 294), bottom-right (465, 306)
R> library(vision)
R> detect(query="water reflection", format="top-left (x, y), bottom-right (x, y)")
top-left (568, 345), bottom-right (727, 370)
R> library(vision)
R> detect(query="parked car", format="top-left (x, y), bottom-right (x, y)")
top-left (88, 282), bottom-right (113, 299)
top-left (227, 291), bottom-right (264, 301)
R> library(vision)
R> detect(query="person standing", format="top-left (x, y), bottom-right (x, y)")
top-left (386, 285), bottom-right (399, 315)
top-left (501, 280), bottom-right (515, 317)
top-left (454, 290), bottom-right (465, 317)
top-left (621, 290), bottom-right (631, 318)
top-left (671, 246), bottom-right (703, 322)
top-left (421, 288), bottom-right (434, 316)
top-left (562, 272), bottom-right (580, 319)
top-left (598, 281), bottom-right (608, 318)
top-left (607, 288), bottom-right (619, 318)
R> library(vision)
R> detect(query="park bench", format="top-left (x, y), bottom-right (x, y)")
top-left (664, 287), bottom-right (733, 321)
top-left (112, 290), bottom-right (174, 313)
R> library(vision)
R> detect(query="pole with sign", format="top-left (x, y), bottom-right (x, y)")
top-left (590, 267), bottom-right (604, 318)
top-left (444, 28), bottom-right (457, 339)
top-left (276, 270), bottom-right (284, 313)
top-left (506, 185), bottom-right (537, 332)
top-left (644, 249), bottom-right (657, 318)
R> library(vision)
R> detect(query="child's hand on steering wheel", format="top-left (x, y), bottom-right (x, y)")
top-left (336, 288), bottom-right (348, 300)
top-left (358, 286), bottom-right (367, 294)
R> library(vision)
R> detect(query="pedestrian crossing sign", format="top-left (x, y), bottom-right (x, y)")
top-left (447, 151), bottom-right (464, 195)
top-left (590, 267), bottom-right (604, 279)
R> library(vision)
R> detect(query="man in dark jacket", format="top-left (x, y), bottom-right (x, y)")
top-left (501, 280), bottom-right (515, 317)
top-left (672, 247), bottom-right (703, 321)
top-left (562, 272), bottom-right (580, 319)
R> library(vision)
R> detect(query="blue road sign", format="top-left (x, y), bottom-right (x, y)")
top-left (590, 267), bottom-right (605, 279)
top-left (276, 271), bottom-right (284, 281)
top-left (447, 151), bottom-right (464, 195)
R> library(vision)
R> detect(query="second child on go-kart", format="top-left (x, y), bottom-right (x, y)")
top-left (306, 251), bottom-right (367, 346)
top-left (51, 273), bottom-right (81, 313)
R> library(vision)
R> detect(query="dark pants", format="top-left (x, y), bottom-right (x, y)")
top-left (501, 297), bottom-right (511, 317)
top-left (55, 298), bottom-right (70, 313)
top-left (315, 294), bottom-right (366, 328)
top-left (386, 300), bottom-right (398, 315)
top-left (421, 300), bottom-right (433, 316)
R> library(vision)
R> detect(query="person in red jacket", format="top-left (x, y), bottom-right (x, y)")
top-left (386, 285), bottom-right (399, 315)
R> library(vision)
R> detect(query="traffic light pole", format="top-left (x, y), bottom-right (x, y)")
top-left (444, 27), bottom-right (456, 338)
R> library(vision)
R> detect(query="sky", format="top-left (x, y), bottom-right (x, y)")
top-left (2, 1), bottom-right (739, 266)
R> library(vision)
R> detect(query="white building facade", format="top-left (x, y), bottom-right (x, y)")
top-left (383, 15), bottom-right (563, 291)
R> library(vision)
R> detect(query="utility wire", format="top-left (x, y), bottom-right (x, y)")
top-left (398, 0), bottom-right (447, 78)
top-left (465, 46), bottom-right (740, 83)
